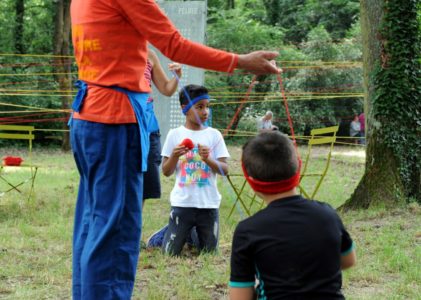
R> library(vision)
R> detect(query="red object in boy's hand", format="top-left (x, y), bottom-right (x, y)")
top-left (3, 156), bottom-right (23, 166)
top-left (180, 138), bottom-right (194, 150)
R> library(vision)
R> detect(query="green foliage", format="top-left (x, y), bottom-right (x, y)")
top-left (0, 0), bottom-right (54, 53)
top-left (206, 1), bottom-right (362, 139)
top-left (261, 0), bottom-right (360, 43)
top-left (0, 0), bottom-right (364, 143)
top-left (207, 7), bottom-right (284, 53)
top-left (24, 1), bottom-right (55, 54)
top-left (206, 5), bottom-right (286, 136)
top-left (0, 54), bottom-right (70, 142)
top-left (0, 0), bottom-right (15, 53)
top-left (0, 1), bottom-right (73, 143)
top-left (284, 25), bottom-right (363, 134)
top-left (372, 0), bottom-right (421, 200)
top-left (302, 0), bottom-right (360, 41)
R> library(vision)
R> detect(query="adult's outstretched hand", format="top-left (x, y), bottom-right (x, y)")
top-left (237, 51), bottom-right (281, 75)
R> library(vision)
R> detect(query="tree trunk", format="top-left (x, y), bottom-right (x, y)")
top-left (53, 0), bottom-right (72, 151)
top-left (14, 0), bottom-right (25, 54)
top-left (344, 131), bottom-right (403, 209)
top-left (226, 0), bottom-right (235, 9)
top-left (342, 0), bottom-right (419, 209)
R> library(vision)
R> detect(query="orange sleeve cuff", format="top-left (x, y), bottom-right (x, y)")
top-left (227, 54), bottom-right (239, 73)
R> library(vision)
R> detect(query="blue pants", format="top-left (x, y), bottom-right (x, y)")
top-left (71, 119), bottom-right (143, 299)
top-left (162, 207), bottom-right (219, 256)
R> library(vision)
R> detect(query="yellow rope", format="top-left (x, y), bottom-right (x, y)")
top-left (211, 95), bottom-right (364, 105)
top-left (0, 89), bottom-right (75, 93)
top-left (0, 53), bottom-right (362, 65)
top-left (279, 64), bottom-right (362, 69)
top-left (0, 109), bottom-right (69, 114)
top-left (0, 72), bottom-right (78, 77)
top-left (210, 91), bottom-right (362, 95)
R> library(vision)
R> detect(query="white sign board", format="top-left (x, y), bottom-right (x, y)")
top-left (150, 1), bottom-right (206, 142)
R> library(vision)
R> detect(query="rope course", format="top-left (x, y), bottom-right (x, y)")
top-left (0, 52), bottom-right (365, 146)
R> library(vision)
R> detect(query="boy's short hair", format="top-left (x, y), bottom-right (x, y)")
top-left (179, 84), bottom-right (208, 106)
top-left (242, 132), bottom-right (298, 181)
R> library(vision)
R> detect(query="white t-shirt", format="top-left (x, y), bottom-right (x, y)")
top-left (161, 126), bottom-right (230, 209)
top-left (350, 121), bottom-right (361, 137)
top-left (257, 117), bottom-right (273, 130)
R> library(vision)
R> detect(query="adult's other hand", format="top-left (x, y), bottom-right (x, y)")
top-left (237, 51), bottom-right (281, 75)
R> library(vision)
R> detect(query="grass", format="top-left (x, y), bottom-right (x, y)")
top-left (0, 145), bottom-right (420, 299)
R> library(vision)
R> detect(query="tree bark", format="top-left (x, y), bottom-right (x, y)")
top-left (53, 0), bottom-right (72, 151)
top-left (14, 0), bottom-right (25, 54)
top-left (226, 0), bottom-right (235, 9)
top-left (342, 0), bottom-right (406, 209)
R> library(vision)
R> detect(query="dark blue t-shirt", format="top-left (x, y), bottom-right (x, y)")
top-left (229, 195), bottom-right (354, 299)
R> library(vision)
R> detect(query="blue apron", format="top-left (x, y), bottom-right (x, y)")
top-left (69, 80), bottom-right (151, 172)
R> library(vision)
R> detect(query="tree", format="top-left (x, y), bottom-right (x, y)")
top-left (53, 0), bottom-right (72, 151)
top-left (343, 0), bottom-right (420, 208)
top-left (14, 0), bottom-right (25, 54)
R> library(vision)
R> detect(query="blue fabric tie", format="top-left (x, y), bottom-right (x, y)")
top-left (146, 101), bottom-right (160, 133)
top-left (69, 81), bottom-right (150, 172)
top-left (72, 80), bottom-right (88, 112)
top-left (112, 87), bottom-right (150, 172)
top-left (182, 94), bottom-right (210, 115)
top-left (68, 80), bottom-right (88, 126)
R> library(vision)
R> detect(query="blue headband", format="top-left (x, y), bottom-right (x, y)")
top-left (182, 94), bottom-right (210, 115)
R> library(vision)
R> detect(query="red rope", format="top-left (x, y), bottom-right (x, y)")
top-left (0, 117), bottom-right (67, 125)
top-left (223, 75), bottom-right (258, 136)
top-left (221, 68), bottom-right (299, 158)
top-left (277, 72), bottom-right (297, 149)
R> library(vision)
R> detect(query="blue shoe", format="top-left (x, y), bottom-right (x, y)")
top-left (147, 225), bottom-right (168, 248)
top-left (186, 227), bottom-right (199, 248)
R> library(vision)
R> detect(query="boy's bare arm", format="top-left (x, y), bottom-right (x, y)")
top-left (198, 144), bottom-right (229, 175)
top-left (341, 249), bottom-right (357, 270)
top-left (161, 144), bottom-right (189, 176)
top-left (204, 157), bottom-right (228, 176)
top-left (229, 287), bottom-right (255, 300)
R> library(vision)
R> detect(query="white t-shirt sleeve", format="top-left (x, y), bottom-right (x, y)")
top-left (212, 130), bottom-right (230, 159)
top-left (161, 129), bottom-right (177, 158)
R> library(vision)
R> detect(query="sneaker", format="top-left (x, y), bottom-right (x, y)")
top-left (186, 227), bottom-right (199, 248)
top-left (146, 225), bottom-right (168, 248)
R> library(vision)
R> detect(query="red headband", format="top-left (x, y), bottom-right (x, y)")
top-left (241, 159), bottom-right (301, 194)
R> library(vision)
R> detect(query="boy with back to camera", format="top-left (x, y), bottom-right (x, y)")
top-left (158, 84), bottom-right (229, 256)
top-left (229, 131), bottom-right (356, 299)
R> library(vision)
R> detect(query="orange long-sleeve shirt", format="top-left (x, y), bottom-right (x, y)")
top-left (71, 0), bottom-right (238, 124)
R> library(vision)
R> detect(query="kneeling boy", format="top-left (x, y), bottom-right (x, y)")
top-left (160, 84), bottom-right (229, 256)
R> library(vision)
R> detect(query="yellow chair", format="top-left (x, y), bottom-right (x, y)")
top-left (227, 126), bottom-right (339, 218)
top-left (226, 174), bottom-right (267, 218)
top-left (0, 125), bottom-right (38, 200)
top-left (298, 126), bottom-right (339, 199)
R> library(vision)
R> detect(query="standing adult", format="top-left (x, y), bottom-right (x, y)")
top-left (70, 0), bottom-right (280, 299)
